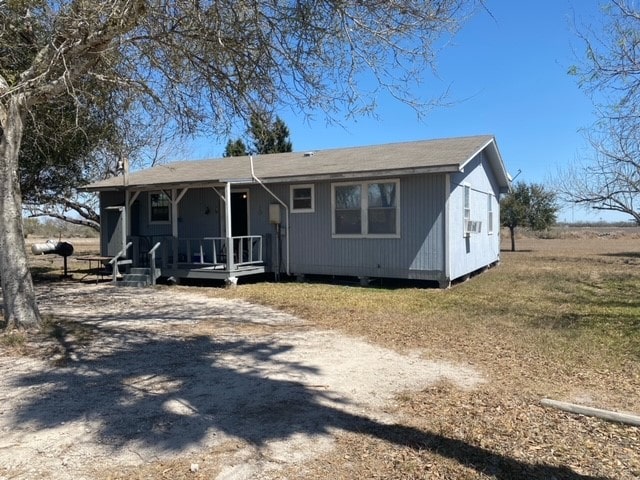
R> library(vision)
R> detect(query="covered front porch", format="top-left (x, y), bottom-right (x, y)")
top-left (131, 234), bottom-right (267, 285)
top-left (104, 179), bottom-right (285, 285)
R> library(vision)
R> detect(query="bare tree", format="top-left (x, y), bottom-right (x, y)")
top-left (558, 0), bottom-right (640, 223)
top-left (1, 0), bottom-right (479, 330)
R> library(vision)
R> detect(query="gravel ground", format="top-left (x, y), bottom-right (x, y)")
top-left (0, 282), bottom-right (483, 479)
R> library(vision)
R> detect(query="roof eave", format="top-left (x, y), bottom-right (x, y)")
top-left (259, 165), bottom-right (461, 184)
top-left (458, 136), bottom-right (511, 189)
top-left (81, 165), bottom-right (462, 192)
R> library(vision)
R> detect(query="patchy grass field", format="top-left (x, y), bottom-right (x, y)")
top-left (203, 231), bottom-right (640, 479)
top-left (6, 229), bottom-right (640, 479)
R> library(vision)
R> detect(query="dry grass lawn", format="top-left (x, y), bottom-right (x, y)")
top-left (3, 229), bottom-right (639, 479)
top-left (204, 231), bottom-right (640, 479)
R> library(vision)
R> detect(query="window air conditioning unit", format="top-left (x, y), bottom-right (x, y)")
top-left (465, 220), bottom-right (482, 235)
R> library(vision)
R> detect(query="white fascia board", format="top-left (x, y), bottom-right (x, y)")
top-left (458, 137), bottom-right (511, 189)
top-left (259, 165), bottom-right (460, 184)
top-left (458, 137), bottom-right (495, 171)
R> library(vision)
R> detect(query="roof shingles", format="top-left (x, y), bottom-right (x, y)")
top-left (85, 135), bottom-right (504, 191)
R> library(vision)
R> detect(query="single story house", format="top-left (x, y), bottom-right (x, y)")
top-left (84, 135), bottom-right (511, 287)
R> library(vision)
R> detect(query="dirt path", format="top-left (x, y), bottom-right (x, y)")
top-left (0, 283), bottom-right (483, 479)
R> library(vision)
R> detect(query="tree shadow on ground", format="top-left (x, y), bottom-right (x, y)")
top-left (603, 252), bottom-right (640, 259)
top-left (8, 329), bottom-right (605, 480)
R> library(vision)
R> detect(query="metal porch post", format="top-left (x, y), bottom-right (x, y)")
top-left (224, 182), bottom-right (236, 285)
top-left (171, 188), bottom-right (178, 269)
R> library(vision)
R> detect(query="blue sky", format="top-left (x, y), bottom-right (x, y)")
top-left (187, 0), bottom-right (625, 223)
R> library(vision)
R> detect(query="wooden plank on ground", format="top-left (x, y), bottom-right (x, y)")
top-left (541, 398), bottom-right (640, 427)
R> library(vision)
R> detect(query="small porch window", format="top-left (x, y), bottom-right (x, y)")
top-left (149, 191), bottom-right (170, 223)
top-left (291, 184), bottom-right (315, 213)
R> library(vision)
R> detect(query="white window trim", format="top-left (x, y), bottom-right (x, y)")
top-left (148, 190), bottom-right (171, 225)
top-left (290, 184), bottom-right (315, 213)
top-left (463, 184), bottom-right (471, 237)
top-left (487, 193), bottom-right (494, 235)
top-left (331, 179), bottom-right (401, 239)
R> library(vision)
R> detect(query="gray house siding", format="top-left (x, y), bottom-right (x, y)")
top-left (98, 167), bottom-right (496, 284)
top-left (99, 191), bottom-right (125, 256)
top-left (93, 136), bottom-right (508, 286)
top-left (286, 174), bottom-right (446, 281)
top-left (448, 151), bottom-right (501, 280)
top-left (244, 184), bottom-right (288, 271)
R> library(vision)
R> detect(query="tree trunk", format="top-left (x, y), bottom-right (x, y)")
top-left (0, 95), bottom-right (42, 330)
top-left (509, 226), bottom-right (516, 252)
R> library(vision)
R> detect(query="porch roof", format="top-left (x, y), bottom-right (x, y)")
top-left (83, 135), bottom-right (510, 191)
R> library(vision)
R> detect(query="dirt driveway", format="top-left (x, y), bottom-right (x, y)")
top-left (0, 283), bottom-right (483, 479)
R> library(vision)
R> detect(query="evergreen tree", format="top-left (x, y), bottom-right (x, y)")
top-left (223, 139), bottom-right (248, 157)
top-left (249, 112), bottom-right (293, 154)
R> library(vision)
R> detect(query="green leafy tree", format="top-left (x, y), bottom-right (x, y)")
top-left (0, 0), bottom-right (478, 329)
top-left (501, 182), bottom-right (558, 252)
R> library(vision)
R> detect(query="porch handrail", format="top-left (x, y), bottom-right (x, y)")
top-left (109, 241), bottom-right (133, 283)
top-left (203, 235), bottom-right (263, 267)
top-left (155, 235), bottom-right (263, 270)
top-left (148, 241), bottom-right (162, 286)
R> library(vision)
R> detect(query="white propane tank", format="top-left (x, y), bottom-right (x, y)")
top-left (31, 239), bottom-right (59, 255)
top-left (31, 240), bottom-right (74, 257)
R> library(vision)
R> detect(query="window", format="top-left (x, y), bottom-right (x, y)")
top-left (334, 184), bottom-right (362, 234)
top-left (463, 185), bottom-right (471, 236)
top-left (290, 184), bottom-right (315, 213)
top-left (332, 180), bottom-right (400, 237)
top-left (149, 191), bottom-right (170, 223)
top-left (368, 182), bottom-right (397, 234)
top-left (487, 193), bottom-right (494, 234)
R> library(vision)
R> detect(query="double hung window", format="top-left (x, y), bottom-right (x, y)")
top-left (149, 191), bottom-right (170, 223)
top-left (332, 180), bottom-right (399, 237)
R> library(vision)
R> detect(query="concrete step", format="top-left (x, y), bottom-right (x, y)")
top-left (117, 280), bottom-right (149, 288)
top-left (130, 268), bottom-right (151, 275)
top-left (130, 267), bottom-right (162, 279)
top-left (118, 273), bottom-right (150, 287)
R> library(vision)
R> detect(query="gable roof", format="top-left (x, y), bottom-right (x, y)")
top-left (84, 135), bottom-right (510, 191)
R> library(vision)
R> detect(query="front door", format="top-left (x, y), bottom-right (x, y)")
top-left (231, 191), bottom-right (249, 237)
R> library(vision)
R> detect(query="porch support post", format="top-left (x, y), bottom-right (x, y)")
top-left (171, 188), bottom-right (179, 238)
top-left (224, 182), bottom-right (234, 273)
top-left (168, 187), bottom-right (189, 268)
top-left (124, 190), bottom-right (140, 237)
top-left (124, 191), bottom-right (131, 238)
top-left (124, 190), bottom-right (134, 264)
top-left (171, 188), bottom-right (178, 268)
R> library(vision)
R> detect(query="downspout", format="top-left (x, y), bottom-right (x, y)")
top-left (249, 156), bottom-right (290, 276)
top-left (443, 173), bottom-right (451, 288)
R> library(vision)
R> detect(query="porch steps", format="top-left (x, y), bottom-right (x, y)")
top-left (117, 267), bottom-right (161, 287)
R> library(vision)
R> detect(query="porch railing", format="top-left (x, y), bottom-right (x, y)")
top-left (109, 241), bottom-right (133, 283)
top-left (158, 235), bottom-right (263, 269)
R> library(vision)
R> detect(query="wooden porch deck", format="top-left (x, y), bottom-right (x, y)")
top-left (164, 263), bottom-right (266, 280)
